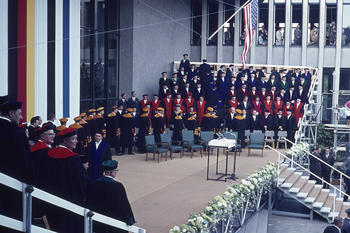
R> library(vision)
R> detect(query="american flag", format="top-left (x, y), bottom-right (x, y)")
top-left (241, 0), bottom-right (258, 68)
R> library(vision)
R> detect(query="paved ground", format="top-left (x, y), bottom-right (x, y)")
top-left (113, 148), bottom-right (279, 233)
top-left (267, 215), bottom-right (329, 233)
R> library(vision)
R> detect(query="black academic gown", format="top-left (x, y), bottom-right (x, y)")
top-left (342, 217), bottom-right (350, 233)
top-left (172, 116), bottom-right (184, 144)
top-left (310, 152), bottom-right (322, 184)
top-left (322, 153), bottom-right (335, 187)
top-left (120, 114), bottom-right (135, 154)
top-left (137, 113), bottom-right (151, 153)
top-left (0, 118), bottom-right (34, 221)
top-left (87, 176), bottom-right (135, 233)
top-left (152, 114), bottom-right (165, 145)
top-left (286, 115), bottom-right (297, 146)
top-left (46, 146), bottom-right (87, 233)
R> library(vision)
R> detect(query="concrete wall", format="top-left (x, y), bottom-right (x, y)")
top-left (119, 0), bottom-right (134, 95)
top-left (130, 0), bottom-right (191, 96)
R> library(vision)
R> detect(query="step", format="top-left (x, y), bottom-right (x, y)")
top-left (289, 176), bottom-right (309, 193)
top-left (278, 168), bottom-right (296, 184)
top-left (339, 202), bottom-right (350, 218)
top-left (319, 192), bottom-right (335, 213)
top-left (313, 189), bottom-right (330, 208)
top-left (305, 184), bottom-right (323, 203)
top-left (280, 164), bottom-right (288, 173)
top-left (297, 180), bottom-right (317, 199)
top-left (281, 172), bottom-right (302, 189)
top-left (328, 198), bottom-right (343, 218)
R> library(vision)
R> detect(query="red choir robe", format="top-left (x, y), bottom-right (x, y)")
top-left (273, 100), bottom-right (284, 114)
top-left (270, 90), bottom-right (277, 100)
top-left (185, 97), bottom-right (194, 113)
top-left (252, 100), bottom-right (263, 115)
top-left (196, 100), bottom-right (207, 126)
top-left (249, 90), bottom-right (259, 101)
top-left (140, 99), bottom-right (151, 110)
top-left (151, 99), bottom-right (161, 112)
top-left (260, 91), bottom-right (269, 101)
top-left (227, 99), bottom-right (238, 110)
top-left (283, 104), bottom-right (294, 116)
top-left (293, 102), bottom-right (304, 122)
top-left (163, 97), bottom-right (173, 126)
top-left (173, 98), bottom-right (185, 112)
top-left (263, 100), bottom-right (274, 115)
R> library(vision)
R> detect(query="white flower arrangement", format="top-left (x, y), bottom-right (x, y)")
top-left (169, 162), bottom-right (278, 233)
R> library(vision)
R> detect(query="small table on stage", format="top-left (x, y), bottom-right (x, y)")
top-left (206, 139), bottom-right (238, 182)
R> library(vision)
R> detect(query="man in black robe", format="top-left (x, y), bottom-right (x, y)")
top-left (309, 146), bottom-right (322, 184)
top-left (120, 108), bottom-right (136, 155)
top-left (0, 99), bottom-right (34, 222)
top-left (87, 160), bottom-right (135, 233)
top-left (137, 107), bottom-right (151, 153)
top-left (46, 127), bottom-right (87, 233)
top-left (321, 147), bottom-right (335, 188)
top-left (152, 107), bottom-right (165, 146)
top-left (285, 109), bottom-right (297, 147)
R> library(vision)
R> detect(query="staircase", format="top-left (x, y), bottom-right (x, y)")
top-left (277, 164), bottom-right (350, 222)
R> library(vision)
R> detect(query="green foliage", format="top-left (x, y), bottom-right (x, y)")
top-left (316, 124), bottom-right (334, 148)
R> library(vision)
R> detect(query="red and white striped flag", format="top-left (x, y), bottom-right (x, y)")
top-left (241, 0), bottom-right (258, 68)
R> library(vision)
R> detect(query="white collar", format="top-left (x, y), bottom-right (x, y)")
top-left (104, 175), bottom-right (115, 180)
top-left (0, 116), bottom-right (11, 122)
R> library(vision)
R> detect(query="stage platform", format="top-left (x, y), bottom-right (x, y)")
top-left (112, 148), bottom-right (282, 233)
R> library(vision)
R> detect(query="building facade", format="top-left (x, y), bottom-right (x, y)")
top-left (1, 0), bottom-right (349, 124)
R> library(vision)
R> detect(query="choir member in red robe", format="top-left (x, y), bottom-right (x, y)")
top-left (196, 96), bottom-right (207, 126)
top-left (163, 92), bottom-right (173, 127)
top-left (185, 92), bottom-right (195, 113)
top-left (273, 95), bottom-right (284, 115)
top-left (293, 98), bottom-right (304, 123)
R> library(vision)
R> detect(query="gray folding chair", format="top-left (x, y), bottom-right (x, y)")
top-left (277, 131), bottom-right (288, 149)
top-left (248, 131), bottom-right (265, 157)
top-left (264, 130), bottom-right (275, 148)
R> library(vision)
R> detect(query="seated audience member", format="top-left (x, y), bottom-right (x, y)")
top-left (87, 131), bottom-right (112, 180)
top-left (87, 160), bottom-right (135, 233)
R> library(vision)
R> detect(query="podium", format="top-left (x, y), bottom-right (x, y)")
top-left (206, 139), bottom-right (238, 182)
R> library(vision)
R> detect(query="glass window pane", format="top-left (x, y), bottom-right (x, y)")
top-left (291, 4), bottom-right (302, 45)
top-left (223, 3), bottom-right (235, 45)
top-left (274, 4), bottom-right (285, 46)
top-left (308, 4), bottom-right (319, 45)
top-left (326, 5), bottom-right (337, 46)
top-left (258, 1), bottom-right (268, 46)
top-left (343, 3), bottom-right (350, 46)
top-left (191, 0), bottom-right (202, 45)
top-left (340, 69), bottom-right (350, 90)
top-left (207, 1), bottom-right (218, 45)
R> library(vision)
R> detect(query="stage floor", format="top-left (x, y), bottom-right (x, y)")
top-left (113, 148), bottom-right (281, 233)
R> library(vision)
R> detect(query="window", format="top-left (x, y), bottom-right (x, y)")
top-left (308, 4), bottom-right (319, 46)
top-left (257, 1), bottom-right (268, 46)
top-left (291, 4), bottom-right (302, 45)
top-left (207, 1), bottom-right (218, 45)
top-left (340, 69), bottom-right (350, 91)
top-left (191, 0), bottom-right (202, 45)
top-left (223, 3), bottom-right (235, 45)
top-left (343, 1), bottom-right (350, 46)
top-left (274, 4), bottom-right (286, 46)
top-left (326, 4), bottom-right (337, 46)
top-left (80, 0), bottom-right (119, 112)
top-left (322, 68), bottom-right (334, 124)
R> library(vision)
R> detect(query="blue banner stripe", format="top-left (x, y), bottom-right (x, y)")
top-left (63, 0), bottom-right (69, 117)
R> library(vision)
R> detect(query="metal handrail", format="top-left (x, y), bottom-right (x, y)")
top-left (173, 61), bottom-right (319, 72)
top-left (266, 145), bottom-right (348, 221)
top-left (0, 172), bottom-right (146, 233)
top-left (283, 137), bottom-right (350, 182)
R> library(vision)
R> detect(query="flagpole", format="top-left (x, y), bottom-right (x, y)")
top-left (208, 0), bottom-right (252, 41)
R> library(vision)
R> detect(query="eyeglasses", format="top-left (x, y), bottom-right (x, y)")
top-left (43, 133), bottom-right (55, 136)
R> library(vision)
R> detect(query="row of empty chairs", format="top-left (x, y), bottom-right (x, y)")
top-left (144, 130), bottom-right (288, 162)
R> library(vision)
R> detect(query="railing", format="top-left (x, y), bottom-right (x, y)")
top-left (295, 69), bottom-right (318, 142)
top-left (284, 137), bottom-right (350, 198)
top-left (173, 61), bottom-right (318, 74)
top-left (0, 172), bottom-right (146, 233)
top-left (265, 145), bottom-right (350, 221)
